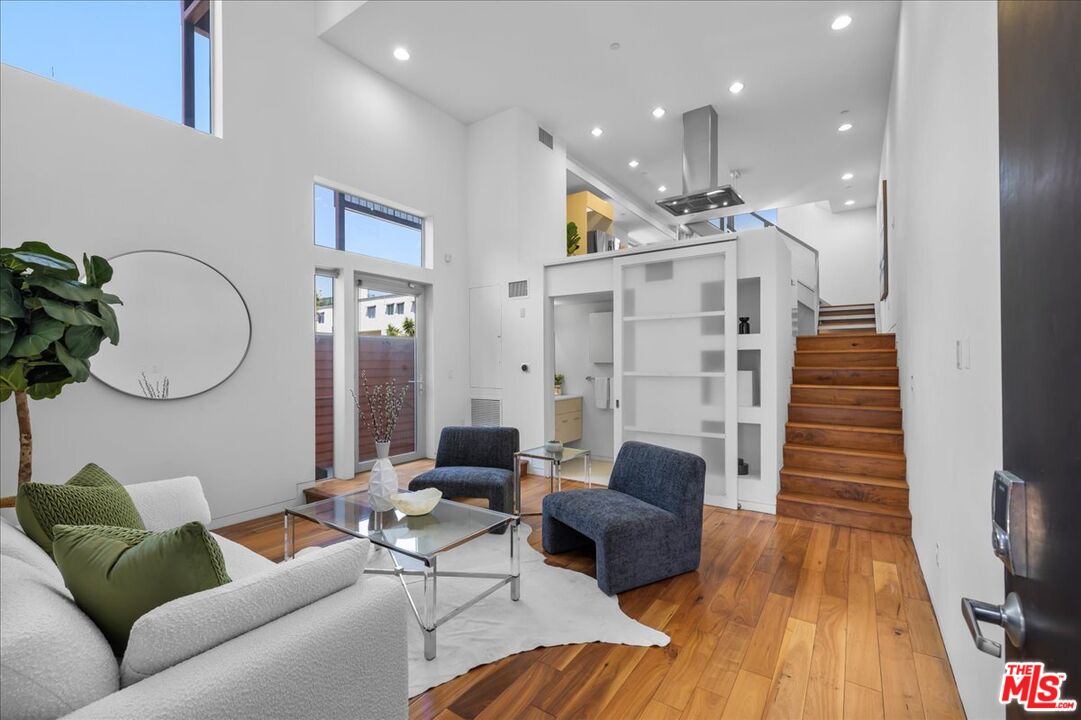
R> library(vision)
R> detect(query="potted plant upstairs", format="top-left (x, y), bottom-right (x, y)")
top-left (351, 370), bottom-right (410, 511)
top-left (0, 242), bottom-right (121, 503)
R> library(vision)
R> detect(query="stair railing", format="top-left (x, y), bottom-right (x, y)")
top-left (750, 211), bottom-right (820, 332)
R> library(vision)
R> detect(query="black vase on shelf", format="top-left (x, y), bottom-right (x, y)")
top-left (738, 317), bottom-right (751, 335)
top-left (738, 458), bottom-right (750, 476)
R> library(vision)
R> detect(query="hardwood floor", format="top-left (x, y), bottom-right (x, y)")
top-left (216, 462), bottom-right (964, 719)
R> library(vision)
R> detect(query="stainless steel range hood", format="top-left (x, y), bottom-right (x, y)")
top-left (656, 105), bottom-right (744, 221)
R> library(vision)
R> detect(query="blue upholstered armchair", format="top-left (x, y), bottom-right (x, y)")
top-left (409, 427), bottom-right (520, 522)
top-left (541, 441), bottom-right (706, 595)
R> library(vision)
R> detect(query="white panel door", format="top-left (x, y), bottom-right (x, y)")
top-left (468, 285), bottom-right (502, 390)
top-left (613, 243), bottom-right (738, 508)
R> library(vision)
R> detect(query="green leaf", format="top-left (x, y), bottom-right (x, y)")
top-left (25, 274), bottom-right (103, 303)
top-left (54, 341), bottom-right (90, 382)
top-left (82, 254), bottom-right (114, 287)
top-left (96, 300), bottom-right (119, 343)
top-left (37, 297), bottom-right (103, 327)
top-left (0, 267), bottom-right (23, 319)
top-left (8, 316), bottom-right (66, 358)
top-left (63, 325), bottom-right (106, 359)
top-left (0, 242), bottom-right (78, 279)
top-left (0, 322), bottom-right (13, 359)
top-left (0, 358), bottom-right (28, 395)
top-left (99, 291), bottom-right (123, 305)
top-left (27, 378), bottom-right (72, 400)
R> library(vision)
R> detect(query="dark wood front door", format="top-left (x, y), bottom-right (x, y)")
top-left (998, 0), bottom-right (1080, 716)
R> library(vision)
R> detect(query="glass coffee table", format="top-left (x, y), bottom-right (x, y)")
top-left (284, 490), bottom-right (520, 660)
top-left (514, 445), bottom-right (592, 516)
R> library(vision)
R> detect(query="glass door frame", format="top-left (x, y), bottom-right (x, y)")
top-left (353, 272), bottom-right (427, 473)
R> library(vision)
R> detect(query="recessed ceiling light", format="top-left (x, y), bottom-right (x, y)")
top-left (628, 159), bottom-right (639, 168)
top-left (393, 47), bottom-right (410, 61)
top-left (652, 106), bottom-right (666, 119)
top-left (729, 81), bottom-right (744, 94)
top-left (609, 42), bottom-right (621, 51)
top-left (831, 15), bottom-right (852, 31)
top-left (841, 172), bottom-right (854, 181)
top-left (657, 185), bottom-right (667, 193)
top-left (844, 199), bottom-right (856, 206)
top-left (591, 126), bottom-right (603, 137)
top-left (838, 122), bottom-right (853, 132)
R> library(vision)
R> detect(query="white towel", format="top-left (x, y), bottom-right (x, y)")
top-left (594, 377), bottom-right (611, 409)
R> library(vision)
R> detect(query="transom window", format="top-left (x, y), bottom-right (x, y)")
top-left (314, 184), bottom-right (424, 267)
top-left (0, 0), bottom-right (214, 133)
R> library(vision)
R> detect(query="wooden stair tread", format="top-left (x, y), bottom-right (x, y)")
top-left (787, 421), bottom-right (903, 435)
top-left (791, 384), bottom-right (901, 391)
top-left (784, 443), bottom-right (905, 461)
top-left (808, 332), bottom-right (894, 339)
top-left (790, 402), bottom-right (901, 412)
top-left (780, 466), bottom-right (909, 489)
top-left (797, 349), bottom-right (895, 355)
top-left (777, 491), bottom-right (912, 518)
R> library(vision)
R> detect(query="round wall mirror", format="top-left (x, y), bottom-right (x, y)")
top-left (91, 251), bottom-right (251, 400)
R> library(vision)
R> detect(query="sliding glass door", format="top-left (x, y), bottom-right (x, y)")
top-left (355, 274), bottom-right (425, 472)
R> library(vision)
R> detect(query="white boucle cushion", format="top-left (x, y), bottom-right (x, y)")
top-left (0, 516), bottom-right (65, 591)
top-left (120, 538), bottom-right (370, 687)
top-left (0, 555), bottom-right (119, 719)
top-left (124, 475), bottom-right (212, 531)
top-left (212, 532), bottom-right (276, 580)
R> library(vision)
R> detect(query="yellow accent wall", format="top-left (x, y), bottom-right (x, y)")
top-left (566, 191), bottom-right (613, 256)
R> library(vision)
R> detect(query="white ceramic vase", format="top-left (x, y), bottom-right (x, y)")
top-left (369, 441), bottom-right (398, 511)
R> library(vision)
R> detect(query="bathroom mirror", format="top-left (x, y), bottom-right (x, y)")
top-left (91, 251), bottom-right (251, 400)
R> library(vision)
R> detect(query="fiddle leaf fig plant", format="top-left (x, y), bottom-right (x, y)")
top-left (0, 242), bottom-right (122, 485)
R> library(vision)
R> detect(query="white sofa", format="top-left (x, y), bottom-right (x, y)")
top-left (0, 476), bottom-right (408, 720)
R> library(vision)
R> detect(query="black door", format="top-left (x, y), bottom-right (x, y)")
top-left (997, 0), bottom-right (1081, 716)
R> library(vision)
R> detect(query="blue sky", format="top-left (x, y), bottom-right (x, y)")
top-left (0, 0), bottom-right (210, 131)
top-left (315, 185), bottom-right (423, 266)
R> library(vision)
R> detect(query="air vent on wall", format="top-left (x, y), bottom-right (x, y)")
top-left (508, 279), bottom-right (529, 298)
top-left (471, 398), bottom-right (502, 427)
top-left (538, 127), bottom-right (553, 149)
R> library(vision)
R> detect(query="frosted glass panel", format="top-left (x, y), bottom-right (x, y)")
top-left (622, 376), bottom-right (726, 438)
top-left (621, 255), bottom-right (725, 317)
top-left (623, 318), bottom-right (725, 374)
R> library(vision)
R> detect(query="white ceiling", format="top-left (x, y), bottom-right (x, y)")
top-left (324, 1), bottom-right (899, 219)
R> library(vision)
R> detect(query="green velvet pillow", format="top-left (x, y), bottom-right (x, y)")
top-left (52, 522), bottom-right (231, 654)
top-left (15, 463), bottom-right (145, 556)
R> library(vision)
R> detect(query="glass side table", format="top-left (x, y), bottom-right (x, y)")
top-left (514, 445), bottom-right (591, 516)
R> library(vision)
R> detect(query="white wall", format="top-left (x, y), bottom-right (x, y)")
top-left (465, 107), bottom-right (566, 450)
top-left (879, 2), bottom-right (1004, 717)
top-left (777, 201), bottom-right (878, 305)
top-left (553, 299), bottom-right (614, 459)
top-left (0, 0), bottom-right (470, 524)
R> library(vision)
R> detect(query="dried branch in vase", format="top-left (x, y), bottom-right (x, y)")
top-left (351, 370), bottom-right (409, 444)
top-left (138, 372), bottom-right (169, 400)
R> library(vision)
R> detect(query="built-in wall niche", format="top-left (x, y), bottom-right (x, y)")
top-left (737, 349), bottom-right (761, 408)
top-left (737, 277), bottom-right (762, 335)
top-left (737, 422), bottom-right (762, 479)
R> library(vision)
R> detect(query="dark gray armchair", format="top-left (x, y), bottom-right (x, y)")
top-left (409, 427), bottom-right (519, 522)
top-left (541, 441), bottom-right (706, 595)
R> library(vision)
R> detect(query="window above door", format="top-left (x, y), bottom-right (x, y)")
top-left (314, 184), bottom-right (424, 267)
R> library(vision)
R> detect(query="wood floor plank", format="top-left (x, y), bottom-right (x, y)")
top-left (475, 661), bottom-right (560, 720)
top-left (771, 523), bottom-right (814, 596)
top-left (450, 653), bottom-right (539, 719)
top-left (892, 536), bottom-right (931, 601)
top-left (731, 570), bottom-right (774, 627)
top-left (849, 529), bottom-right (874, 577)
top-left (870, 531), bottom-right (900, 563)
top-left (762, 617), bottom-right (817, 720)
top-left (532, 643), bottom-right (611, 716)
top-left (804, 522), bottom-right (833, 571)
top-left (679, 688), bottom-right (728, 720)
top-left (846, 572), bottom-right (882, 691)
top-left (652, 630), bottom-right (720, 710)
top-left (803, 594), bottom-right (847, 720)
top-left (873, 561), bottom-right (904, 619)
top-left (913, 653), bottom-right (965, 720)
top-left (514, 707), bottom-right (554, 720)
top-left (720, 670), bottom-right (773, 720)
top-left (791, 568), bottom-right (826, 623)
top-left (697, 621), bottom-right (754, 701)
top-left (638, 700), bottom-right (683, 720)
top-left (845, 682), bottom-right (885, 720)
top-left (877, 615), bottom-right (926, 720)
top-left (742, 593), bottom-right (795, 677)
top-left (598, 646), bottom-right (675, 720)
top-left (905, 600), bottom-right (947, 659)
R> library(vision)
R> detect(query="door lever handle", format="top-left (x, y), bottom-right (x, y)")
top-left (961, 592), bottom-right (1026, 657)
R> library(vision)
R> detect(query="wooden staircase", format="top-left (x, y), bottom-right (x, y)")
top-left (777, 330), bottom-right (911, 534)
top-left (817, 302), bottom-right (877, 334)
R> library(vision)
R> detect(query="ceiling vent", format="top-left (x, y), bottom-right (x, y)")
top-left (538, 127), bottom-right (553, 149)
top-left (508, 279), bottom-right (529, 298)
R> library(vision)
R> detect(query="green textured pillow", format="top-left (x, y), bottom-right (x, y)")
top-left (52, 522), bottom-right (231, 655)
top-left (15, 463), bottom-right (144, 556)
